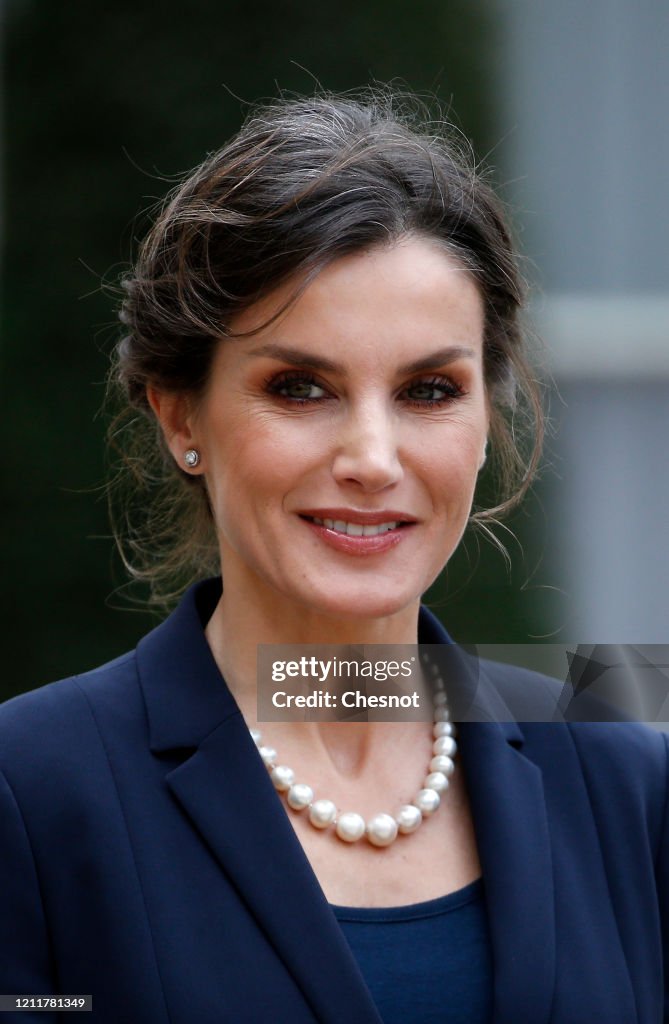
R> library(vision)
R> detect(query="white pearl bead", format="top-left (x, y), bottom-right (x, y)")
top-left (414, 788), bottom-right (441, 815)
top-left (309, 799), bottom-right (337, 829)
top-left (256, 654), bottom-right (457, 849)
top-left (396, 804), bottom-right (422, 834)
top-left (335, 812), bottom-right (366, 843)
top-left (430, 754), bottom-right (455, 776)
top-left (433, 721), bottom-right (454, 738)
top-left (424, 771), bottom-right (449, 794)
top-left (270, 765), bottom-right (295, 791)
top-left (286, 783), bottom-right (313, 810)
top-left (366, 813), bottom-right (398, 847)
top-left (433, 736), bottom-right (457, 757)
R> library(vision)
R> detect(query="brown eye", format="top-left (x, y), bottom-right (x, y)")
top-left (266, 372), bottom-right (330, 402)
top-left (402, 377), bottom-right (463, 404)
top-left (282, 380), bottom-right (325, 400)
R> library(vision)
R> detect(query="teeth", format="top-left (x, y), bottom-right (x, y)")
top-left (311, 517), bottom-right (400, 536)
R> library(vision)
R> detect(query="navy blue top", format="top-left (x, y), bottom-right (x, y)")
top-left (332, 879), bottom-right (493, 1023)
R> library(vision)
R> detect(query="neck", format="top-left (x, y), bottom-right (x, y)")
top-left (204, 577), bottom-right (423, 773)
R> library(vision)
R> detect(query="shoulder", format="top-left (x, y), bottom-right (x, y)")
top-left (563, 720), bottom-right (669, 823)
top-left (0, 650), bottom-right (144, 788)
top-left (477, 657), bottom-right (567, 717)
top-left (478, 657), bottom-right (669, 812)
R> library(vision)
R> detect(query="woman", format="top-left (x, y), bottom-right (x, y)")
top-left (0, 91), bottom-right (667, 1023)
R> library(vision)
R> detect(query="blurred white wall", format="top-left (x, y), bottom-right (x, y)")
top-left (495, 0), bottom-right (669, 642)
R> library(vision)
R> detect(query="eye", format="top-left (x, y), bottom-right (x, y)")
top-left (401, 376), bottom-right (464, 405)
top-left (265, 371), bottom-right (331, 403)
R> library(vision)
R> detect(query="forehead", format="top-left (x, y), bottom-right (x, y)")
top-left (226, 237), bottom-right (485, 362)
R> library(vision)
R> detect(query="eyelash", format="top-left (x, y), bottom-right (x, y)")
top-left (264, 371), bottom-right (466, 407)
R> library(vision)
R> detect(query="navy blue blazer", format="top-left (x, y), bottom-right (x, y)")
top-left (1, 578), bottom-right (668, 1023)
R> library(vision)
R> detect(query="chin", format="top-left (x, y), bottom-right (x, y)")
top-left (295, 582), bottom-right (422, 624)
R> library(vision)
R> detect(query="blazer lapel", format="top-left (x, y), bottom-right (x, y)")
top-left (137, 579), bottom-right (383, 1024)
top-left (459, 719), bottom-right (555, 1024)
top-left (165, 718), bottom-right (383, 1024)
top-left (419, 608), bottom-right (556, 1024)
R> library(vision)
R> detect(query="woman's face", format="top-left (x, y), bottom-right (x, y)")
top-left (186, 238), bottom-right (488, 621)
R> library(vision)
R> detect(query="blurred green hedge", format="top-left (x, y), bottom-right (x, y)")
top-left (1, 0), bottom-right (559, 701)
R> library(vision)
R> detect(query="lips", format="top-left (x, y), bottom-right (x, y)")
top-left (297, 508), bottom-right (417, 554)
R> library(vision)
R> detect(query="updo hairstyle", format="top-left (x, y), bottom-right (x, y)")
top-left (111, 88), bottom-right (543, 603)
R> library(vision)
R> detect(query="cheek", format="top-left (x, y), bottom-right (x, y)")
top-left (411, 425), bottom-right (484, 504)
top-left (205, 414), bottom-right (321, 514)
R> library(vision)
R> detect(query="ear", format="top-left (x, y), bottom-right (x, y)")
top-left (146, 386), bottom-right (204, 474)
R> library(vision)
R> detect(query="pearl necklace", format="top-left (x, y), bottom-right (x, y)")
top-left (249, 657), bottom-right (456, 848)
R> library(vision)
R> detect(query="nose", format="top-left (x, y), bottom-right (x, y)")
top-left (331, 404), bottom-right (404, 492)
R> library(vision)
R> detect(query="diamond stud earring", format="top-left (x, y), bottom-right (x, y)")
top-left (184, 449), bottom-right (200, 468)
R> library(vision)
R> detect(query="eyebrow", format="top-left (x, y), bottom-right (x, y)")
top-left (246, 343), bottom-right (477, 374)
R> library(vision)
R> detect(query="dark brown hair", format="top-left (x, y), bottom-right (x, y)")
top-left (110, 88), bottom-right (543, 604)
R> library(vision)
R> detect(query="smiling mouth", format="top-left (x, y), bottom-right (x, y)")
top-left (300, 515), bottom-right (411, 537)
